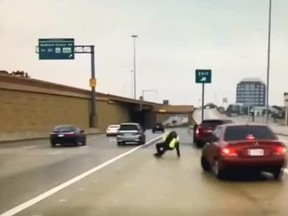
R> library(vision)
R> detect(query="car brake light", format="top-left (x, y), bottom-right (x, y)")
top-left (196, 126), bottom-right (200, 134)
top-left (220, 147), bottom-right (238, 156)
top-left (273, 146), bottom-right (287, 155)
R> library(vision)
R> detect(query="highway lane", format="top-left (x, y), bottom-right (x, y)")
top-left (5, 128), bottom-right (288, 216)
top-left (0, 131), bottom-right (162, 214)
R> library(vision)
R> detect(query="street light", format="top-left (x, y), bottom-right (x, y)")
top-left (141, 89), bottom-right (158, 100)
top-left (265, 0), bottom-right (272, 124)
top-left (131, 35), bottom-right (138, 99)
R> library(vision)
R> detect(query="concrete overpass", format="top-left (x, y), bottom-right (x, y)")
top-left (0, 73), bottom-right (194, 142)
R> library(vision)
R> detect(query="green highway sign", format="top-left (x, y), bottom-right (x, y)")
top-left (38, 38), bottom-right (75, 60)
top-left (195, 69), bottom-right (212, 84)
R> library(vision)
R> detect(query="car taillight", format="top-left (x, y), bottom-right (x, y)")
top-left (196, 126), bottom-right (200, 134)
top-left (220, 147), bottom-right (238, 156)
top-left (273, 146), bottom-right (287, 155)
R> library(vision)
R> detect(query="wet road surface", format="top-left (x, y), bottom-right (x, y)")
top-left (1, 128), bottom-right (288, 215)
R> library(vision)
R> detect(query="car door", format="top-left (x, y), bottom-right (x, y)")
top-left (205, 126), bottom-right (222, 165)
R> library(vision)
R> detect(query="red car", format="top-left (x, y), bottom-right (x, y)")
top-left (194, 119), bottom-right (234, 148)
top-left (201, 123), bottom-right (287, 180)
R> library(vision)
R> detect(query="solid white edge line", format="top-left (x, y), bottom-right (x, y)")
top-left (0, 136), bottom-right (162, 216)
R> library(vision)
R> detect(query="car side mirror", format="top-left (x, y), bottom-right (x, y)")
top-left (80, 130), bottom-right (85, 133)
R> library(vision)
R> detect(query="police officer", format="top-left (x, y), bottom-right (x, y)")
top-left (154, 131), bottom-right (180, 158)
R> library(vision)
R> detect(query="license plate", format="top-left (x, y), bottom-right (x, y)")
top-left (206, 130), bottom-right (213, 133)
top-left (248, 149), bottom-right (264, 156)
top-left (58, 134), bottom-right (64, 137)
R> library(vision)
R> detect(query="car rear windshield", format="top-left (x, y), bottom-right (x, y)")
top-left (119, 124), bottom-right (138, 130)
top-left (54, 126), bottom-right (74, 132)
top-left (224, 125), bottom-right (277, 141)
top-left (109, 125), bottom-right (119, 128)
top-left (201, 120), bottom-right (230, 127)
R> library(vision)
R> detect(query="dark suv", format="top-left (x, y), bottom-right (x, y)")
top-left (193, 119), bottom-right (234, 148)
top-left (152, 123), bottom-right (165, 133)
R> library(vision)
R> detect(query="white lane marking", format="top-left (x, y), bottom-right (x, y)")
top-left (58, 199), bottom-right (67, 202)
top-left (0, 136), bottom-right (162, 216)
top-left (23, 145), bottom-right (37, 149)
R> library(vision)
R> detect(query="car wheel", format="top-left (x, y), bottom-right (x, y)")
top-left (272, 168), bottom-right (283, 180)
top-left (152, 130), bottom-right (155, 133)
top-left (213, 160), bottom-right (226, 180)
top-left (117, 142), bottom-right (123, 146)
top-left (201, 156), bottom-right (210, 172)
top-left (82, 138), bottom-right (87, 146)
top-left (51, 143), bottom-right (56, 148)
top-left (195, 140), bottom-right (203, 148)
top-left (74, 139), bottom-right (82, 146)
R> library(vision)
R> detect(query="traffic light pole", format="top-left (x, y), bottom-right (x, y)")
top-left (201, 83), bottom-right (205, 122)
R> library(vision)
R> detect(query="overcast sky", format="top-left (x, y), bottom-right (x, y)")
top-left (1, 0), bottom-right (288, 106)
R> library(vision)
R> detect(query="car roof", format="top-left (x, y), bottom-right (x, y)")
top-left (221, 123), bottom-right (269, 127)
top-left (55, 125), bottom-right (74, 128)
top-left (120, 123), bottom-right (139, 125)
top-left (202, 119), bottom-right (232, 123)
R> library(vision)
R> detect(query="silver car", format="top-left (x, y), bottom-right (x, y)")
top-left (116, 123), bottom-right (146, 145)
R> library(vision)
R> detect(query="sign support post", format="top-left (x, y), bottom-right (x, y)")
top-left (36, 39), bottom-right (97, 127)
top-left (195, 69), bottom-right (212, 122)
top-left (201, 83), bottom-right (205, 122)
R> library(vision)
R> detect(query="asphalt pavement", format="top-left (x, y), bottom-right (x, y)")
top-left (1, 126), bottom-right (288, 215)
top-left (0, 131), bottom-right (161, 215)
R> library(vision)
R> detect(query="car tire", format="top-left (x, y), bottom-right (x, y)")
top-left (213, 160), bottom-right (226, 180)
top-left (272, 168), bottom-right (283, 180)
top-left (201, 156), bottom-right (210, 172)
top-left (75, 139), bottom-right (82, 147)
top-left (51, 143), bottom-right (56, 148)
top-left (195, 140), bottom-right (203, 148)
top-left (152, 130), bottom-right (155, 133)
top-left (82, 138), bottom-right (87, 146)
top-left (117, 142), bottom-right (123, 146)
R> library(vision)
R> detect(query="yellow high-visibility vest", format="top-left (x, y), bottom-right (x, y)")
top-left (169, 135), bottom-right (180, 148)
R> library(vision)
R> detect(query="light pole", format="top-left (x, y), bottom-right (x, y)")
top-left (141, 89), bottom-right (158, 100)
top-left (130, 69), bottom-right (133, 98)
top-left (131, 35), bottom-right (138, 99)
top-left (265, 0), bottom-right (272, 124)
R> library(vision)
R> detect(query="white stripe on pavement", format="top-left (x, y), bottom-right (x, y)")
top-left (0, 135), bottom-right (162, 216)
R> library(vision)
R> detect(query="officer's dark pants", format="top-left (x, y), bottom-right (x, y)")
top-left (155, 142), bottom-right (180, 157)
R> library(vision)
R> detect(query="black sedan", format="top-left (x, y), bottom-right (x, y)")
top-left (50, 125), bottom-right (86, 147)
top-left (152, 123), bottom-right (165, 133)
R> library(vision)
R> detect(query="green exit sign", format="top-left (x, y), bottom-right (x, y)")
top-left (195, 69), bottom-right (212, 84)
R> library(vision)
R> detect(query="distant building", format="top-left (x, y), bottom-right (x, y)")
top-left (236, 78), bottom-right (266, 106)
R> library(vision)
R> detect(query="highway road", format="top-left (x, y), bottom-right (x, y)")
top-left (2, 114), bottom-right (288, 215)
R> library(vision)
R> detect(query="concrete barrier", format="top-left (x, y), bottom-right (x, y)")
top-left (0, 128), bottom-right (104, 144)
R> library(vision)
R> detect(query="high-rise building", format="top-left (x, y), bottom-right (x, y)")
top-left (236, 78), bottom-right (266, 106)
